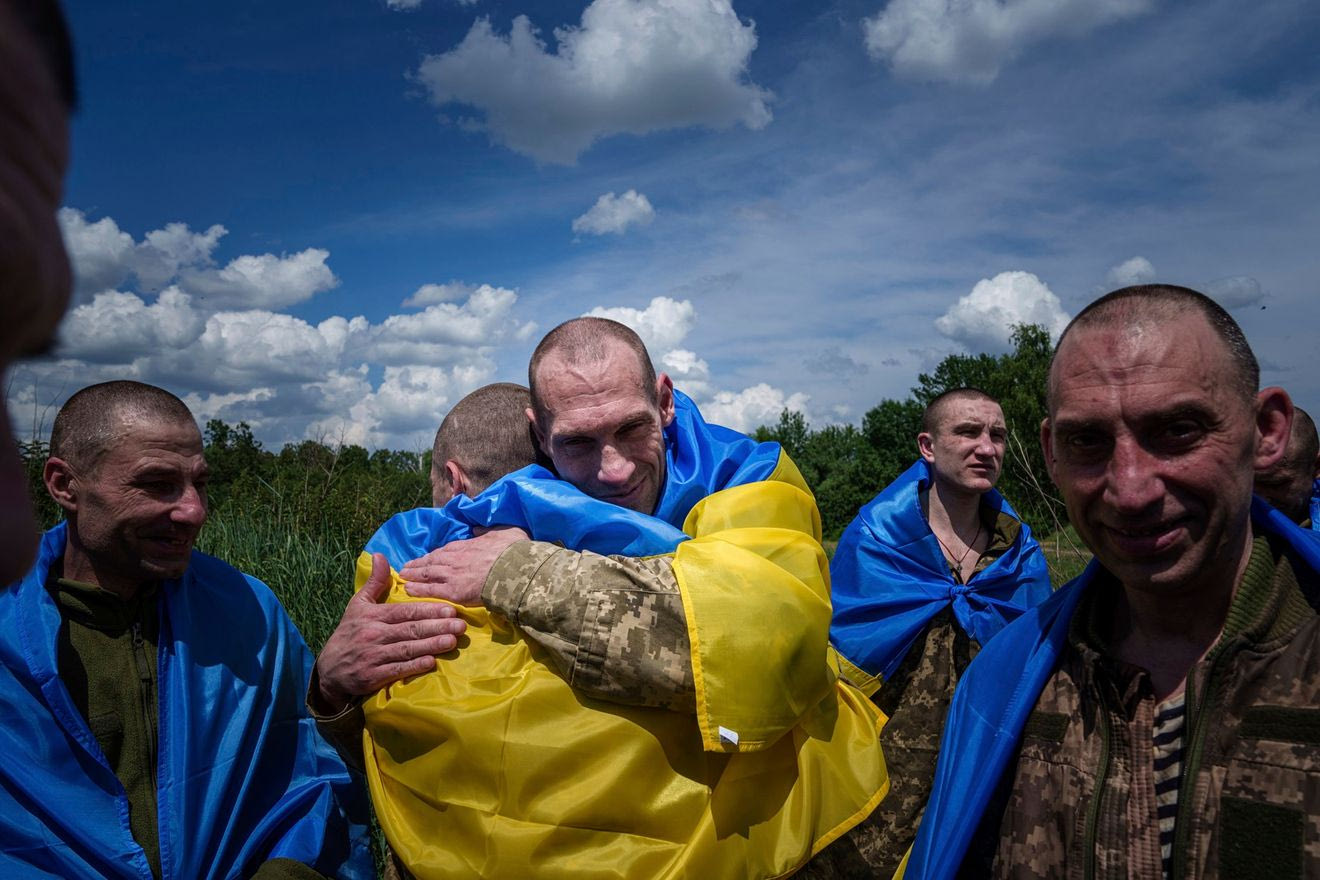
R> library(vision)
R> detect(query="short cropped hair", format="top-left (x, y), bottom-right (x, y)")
top-left (433, 383), bottom-right (540, 495)
top-left (50, 381), bottom-right (196, 473)
top-left (1048, 284), bottom-right (1259, 411)
top-left (527, 317), bottom-right (656, 423)
top-left (10, 0), bottom-right (78, 108)
top-left (921, 388), bottom-right (999, 436)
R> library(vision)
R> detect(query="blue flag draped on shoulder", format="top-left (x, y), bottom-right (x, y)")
top-left (1310, 478), bottom-right (1320, 530)
top-left (0, 524), bottom-right (372, 879)
top-left (829, 459), bottom-right (1053, 683)
top-left (358, 388), bottom-right (890, 880)
top-left (365, 388), bottom-right (780, 566)
top-left (901, 497), bottom-right (1320, 880)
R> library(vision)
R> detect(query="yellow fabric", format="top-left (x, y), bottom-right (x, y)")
top-left (835, 653), bottom-right (884, 700)
top-left (674, 454), bottom-right (835, 751)
top-left (358, 458), bottom-right (889, 879)
top-left (893, 845), bottom-right (911, 879)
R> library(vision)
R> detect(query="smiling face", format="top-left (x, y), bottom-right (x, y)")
top-left (49, 416), bottom-right (210, 594)
top-left (0, 2), bottom-right (73, 581)
top-left (530, 339), bottom-right (674, 514)
top-left (919, 396), bottom-right (1007, 497)
top-left (1042, 309), bottom-right (1286, 598)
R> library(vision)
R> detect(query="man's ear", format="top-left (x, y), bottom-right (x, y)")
top-left (1254, 387), bottom-right (1293, 471)
top-left (43, 457), bottom-right (79, 514)
top-left (1039, 417), bottom-right (1059, 485)
top-left (656, 373), bottom-right (675, 427)
top-left (916, 431), bottom-right (936, 464)
top-left (445, 460), bottom-right (471, 499)
top-left (527, 406), bottom-right (551, 456)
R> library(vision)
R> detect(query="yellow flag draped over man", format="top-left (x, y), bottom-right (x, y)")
top-left (356, 387), bottom-right (888, 879)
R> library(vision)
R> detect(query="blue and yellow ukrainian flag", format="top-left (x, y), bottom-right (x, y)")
top-left (358, 391), bottom-right (889, 879)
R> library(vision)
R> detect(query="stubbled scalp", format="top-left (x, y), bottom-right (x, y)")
top-left (922, 387), bottom-right (998, 436)
top-left (1047, 285), bottom-right (1259, 415)
top-left (50, 381), bottom-right (196, 475)
top-left (433, 383), bottom-right (541, 495)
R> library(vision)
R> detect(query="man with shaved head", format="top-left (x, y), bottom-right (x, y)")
top-left (1, 381), bottom-right (370, 878)
top-left (1256, 405), bottom-right (1320, 527)
top-left (825, 387), bottom-right (1051, 875)
top-left (349, 318), bottom-right (888, 878)
top-left (905, 285), bottom-right (1320, 879)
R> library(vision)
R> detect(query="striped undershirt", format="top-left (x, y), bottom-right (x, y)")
top-left (1153, 690), bottom-right (1187, 879)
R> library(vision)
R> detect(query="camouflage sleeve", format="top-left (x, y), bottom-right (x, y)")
top-left (483, 541), bottom-right (696, 713)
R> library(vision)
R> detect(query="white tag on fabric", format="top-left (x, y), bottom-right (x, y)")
top-left (718, 726), bottom-right (740, 745)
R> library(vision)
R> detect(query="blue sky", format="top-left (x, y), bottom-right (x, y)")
top-left (11, 0), bottom-right (1320, 450)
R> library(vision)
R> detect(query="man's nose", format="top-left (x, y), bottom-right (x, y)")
top-left (172, 484), bottom-right (208, 527)
top-left (597, 445), bottom-right (635, 486)
top-left (1104, 436), bottom-right (1164, 514)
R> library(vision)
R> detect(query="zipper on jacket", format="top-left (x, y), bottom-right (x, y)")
top-left (130, 620), bottom-right (158, 789)
top-left (1082, 695), bottom-right (1113, 880)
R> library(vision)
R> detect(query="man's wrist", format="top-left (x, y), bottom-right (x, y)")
top-left (307, 662), bottom-right (363, 720)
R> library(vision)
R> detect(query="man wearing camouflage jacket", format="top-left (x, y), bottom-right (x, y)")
top-left (906, 285), bottom-right (1320, 880)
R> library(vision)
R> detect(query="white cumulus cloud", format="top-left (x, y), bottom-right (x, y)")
top-left (371, 283), bottom-right (523, 364)
top-left (403, 280), bottom-right (478, 307)
top-left (1106, 255), bottom-right (1157, 287)
top-left (1205, 276), bottom-right (1266, 310)
top-left (863, 0), bottom-right (1154, 85)
top-left (58, 208), bottom-right (332, 311)
top-left (573, 190), bottom-right (656, 236)
top-left (935, 270), bottom-right (1069, 352)
top-left (585, 295), bottom-right (696, 357)
top-left (134, 222), bottom-right (227, 292)
top-left (181, 248), bottom-right (338, 310)
top-left (701, 383), bottom-right (810, 433)
top-left (60, 287), bottom-right (206, 363)
top-left (58, 209), bottom-right (135, 298)
top-left (414, 0), bottom-right (772, 163)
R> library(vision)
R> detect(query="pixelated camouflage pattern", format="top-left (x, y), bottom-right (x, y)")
top-left (965, 535), bottom-right (1320, 879)
top-left (484, 540), bottom-right (696, 712)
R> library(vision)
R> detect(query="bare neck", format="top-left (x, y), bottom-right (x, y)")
top-left (926, 478), bottom-right (984, 543)
top-left (61, 533), bottom-right (142, 601)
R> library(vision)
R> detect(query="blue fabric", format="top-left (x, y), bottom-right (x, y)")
top-left (829, 460), bottom-right (1053, 681)
top-left (1310, 479), bottom-right (1320, 531)
top-left (365, 388), bottom-right (783, 568)
top-left (904, 498), bottom-right (1320, 880)
top-left (0, 524), bottom-right (372, 880)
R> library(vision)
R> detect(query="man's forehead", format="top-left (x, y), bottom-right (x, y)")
top-left (547, 393), bottom-right (656, 436)
top-left (102, 416), bottom-right (204, 462)
top-left (938, 397), bottom-right (1004, 428)
top-left (1053, 311), bottom-right (1232, 397)
top-left (537, 348), bottom-right (650, 417)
